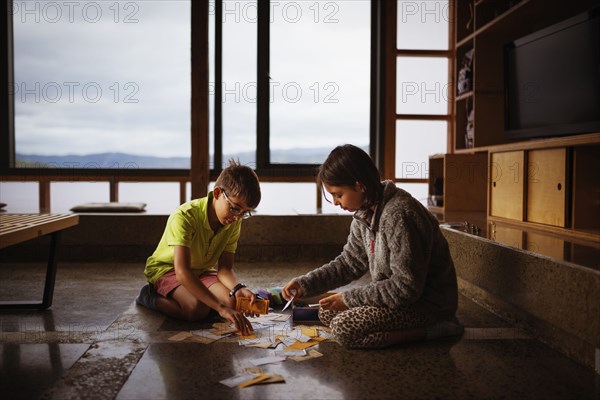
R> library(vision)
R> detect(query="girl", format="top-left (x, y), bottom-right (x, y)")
top-left (282, 144), bottom-right (463, 348)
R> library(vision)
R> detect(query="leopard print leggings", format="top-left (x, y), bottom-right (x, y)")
top-left (319, 306), bottom-right (428, 349)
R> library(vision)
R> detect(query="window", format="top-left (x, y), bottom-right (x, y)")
top-left (269, 1), bottom-right (370, 163)
top-left (394, 0), bottom-right (450, 202)
top-left (213, 0), bottom-right (371, 174)
top-left (12, 1), bottom-right (191, 169)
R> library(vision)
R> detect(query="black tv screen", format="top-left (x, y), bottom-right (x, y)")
top-left (504, 8), bottom-right (600, 139)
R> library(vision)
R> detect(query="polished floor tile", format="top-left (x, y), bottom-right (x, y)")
top-left (0, 262), bottom-right (598, 400)
top-left (0, 343), bottom-right (89, 400)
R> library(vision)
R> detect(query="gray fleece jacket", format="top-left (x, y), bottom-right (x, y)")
top-left (297, 180), bottom-right (458, 322)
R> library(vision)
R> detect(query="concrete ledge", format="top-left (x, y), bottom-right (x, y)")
top-left (0, 214), bottom-right (352, 263)
top-left (442, 226), bottom-right (600, 372)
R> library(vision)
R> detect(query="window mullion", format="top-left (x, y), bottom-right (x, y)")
top-left (214, 0), bottom-right (223, 173)
top-left (256, 1), bottom-right (270, 170)
top-left (1, 1), bottom-right (15, 170)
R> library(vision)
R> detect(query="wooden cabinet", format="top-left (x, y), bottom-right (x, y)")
top-left (490, 151), bottom-right (524, 220)
top-left (572, 145), bottom-right (600, 235)
top-left (526, 148), bottom-right (568, 227)
top-left (487, 136), bottom-right (600, 243)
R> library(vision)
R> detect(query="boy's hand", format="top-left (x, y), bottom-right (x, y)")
top-left (235, 288), bottom-right (258, 317)
top-left (218, 305), bottom-right (253, 336)
top-left (319, 292), bottom-right (348, 312)
top-left (282, 279), bottom-right (304, 301)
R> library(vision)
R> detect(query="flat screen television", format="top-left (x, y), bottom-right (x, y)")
top-left (504, 8), bottom-right (600, 140)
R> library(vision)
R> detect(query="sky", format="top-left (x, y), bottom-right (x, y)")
top-left (13, 0), bottom-right (191, 157)
top-left (12, 0), bottom-right (449, 173)
top-left (13, 0), bottom-right (374, 159)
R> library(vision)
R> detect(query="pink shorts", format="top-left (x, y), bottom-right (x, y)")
top-left (154, 270), bottom-right (220, 297)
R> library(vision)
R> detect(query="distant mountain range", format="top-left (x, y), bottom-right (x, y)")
top-left (15, 147), bottom-right (365, 169)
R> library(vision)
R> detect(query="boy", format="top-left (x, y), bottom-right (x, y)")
top-left (136, 160), bottom-right (260, 335)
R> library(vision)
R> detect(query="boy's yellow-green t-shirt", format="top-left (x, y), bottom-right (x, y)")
top-left (144, 192), bottom-right (241, 284)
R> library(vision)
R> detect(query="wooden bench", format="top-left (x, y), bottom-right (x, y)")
top-left (0, 214), bottom-right (79, 309)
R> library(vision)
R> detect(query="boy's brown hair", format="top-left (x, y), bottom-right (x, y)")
top-left (215, 160), bottom-right (261, 208)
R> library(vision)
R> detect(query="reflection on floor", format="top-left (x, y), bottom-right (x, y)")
top-left (0, 262), bottom-right (598, 399)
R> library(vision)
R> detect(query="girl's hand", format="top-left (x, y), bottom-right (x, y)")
top-left (235, 287), bottom-right (258, 317)
top-left (218, 305), bottom-right (254, 336)
top-left (319, 292), bottom-right (348, 311)
top-left (282, 279), bottom-right (304, 301)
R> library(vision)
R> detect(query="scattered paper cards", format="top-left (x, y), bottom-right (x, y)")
top-left (167, 311), bottom-right (334, 389)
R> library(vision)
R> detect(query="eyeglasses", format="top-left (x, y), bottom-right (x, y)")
top-left (221, 190), bottom-right (252, 219)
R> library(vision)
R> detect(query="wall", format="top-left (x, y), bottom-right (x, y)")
top-left (0, 214), bottom-right (352, 263)
top-left (442, 226), bottom-right (600, 373)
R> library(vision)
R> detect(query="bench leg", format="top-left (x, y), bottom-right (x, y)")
top-left (0, 231), bottom-right (61, 310)
top-left (40, 231), bottom-right (61, 309)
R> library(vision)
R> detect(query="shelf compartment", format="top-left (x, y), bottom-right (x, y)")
top-left (429, 153), bottom-right (487, 213)
top-left (456, 0), bottom-right (475, 43)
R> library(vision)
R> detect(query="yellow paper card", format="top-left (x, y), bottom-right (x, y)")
top-left (289, 349), bottom-right (324, 362)
top-left (238, 374), bottom-right (271, 388)
top-left (168, 331), bottom-right (192, 342)
top-left (301, 327), bottom-right (319, 337)
top-left (260, 374), bottom-right (286, 384)
top-left (210, 327), bottom-right (238, 336)
top-left (238, 334), bottom-right (257, 340)
top-left (212, 322), bottom-right (233, 330)
top-left (236, 298), bottom-right (269, 315)
top-left (248, 342), bottom-right (274, 349)
top-left (285, 340), bottom-right (319, 351)
top-left (188, 335), bottom-right (217, 344)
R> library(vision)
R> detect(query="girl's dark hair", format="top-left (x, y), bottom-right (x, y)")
top-left (215, 160), bottom-right (261, 208)
top-left (317, 144), bottom-right (383, 209)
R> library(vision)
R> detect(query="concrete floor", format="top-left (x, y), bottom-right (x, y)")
top-left (0, 262), bottom-right (598, 400)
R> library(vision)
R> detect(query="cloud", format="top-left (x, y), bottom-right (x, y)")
top-left (14, 0), bottom-right (372, 158)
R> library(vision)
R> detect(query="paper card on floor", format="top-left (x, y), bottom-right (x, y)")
top-left (238, 374), bottom-right (271, 388)
top-left (318, 330), bottom-right (333, 340)
top-left (256, 374), bottom-right (285, 384)
top-left (210, 326), bottom-right (238, 336)
top-left (274, 349), bottom-right (307, 357)
top-left (213, 322), bottom-right (234, 330)
top-left (290, 331), bottom-right (312, 343)
top-left (248, 341), bottom-right (277, 349)
top-left (239, 336), bottom-right (273, 346)
top-left (243, 367), bottom-right (264, 375)
top-left (270, 314), bottom-right (291, 322)
top-left (301, 327), bottom-right (319, 337)
top-left (190, 329), bottom-right (224, 341)
top-left (289, 350), bottom-right (324, 362)
top-left (168, 331), bottom-right (193, 342)
top-left (188, 334), bottom-right (218, 344)
top-left (238, 334), bottom-right (257, 340)
top-left (249, 356), bottom-right (286, 366)
top-left (285, 340), bottom-right (319, 351)
top-left (219, 373), bottom-right (259, 388)
top-left (236, 298), bottom-right (269, 315)
top-left (279, 336), bottom-right (296, 347)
